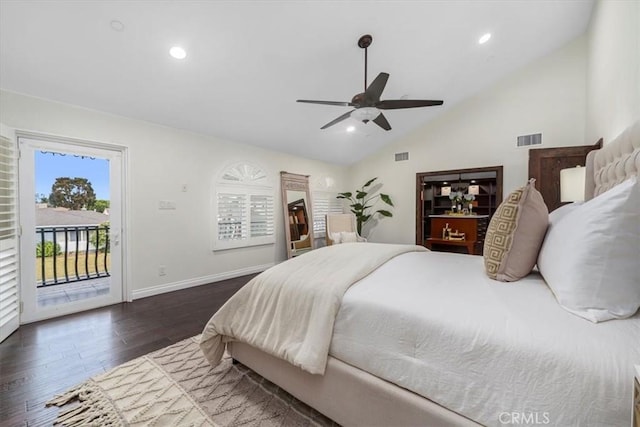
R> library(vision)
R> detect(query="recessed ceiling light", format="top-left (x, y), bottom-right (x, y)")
top-left (478, 33), bottom-right (491, 44)
top-left (110, 20), bottom-right (125, 32)
top-left (346, 126), bottom-right (356, 133)
top-left (169, 46), bottom-right (187, 59)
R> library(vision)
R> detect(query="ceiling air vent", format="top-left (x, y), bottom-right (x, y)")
top-left (395, 152), bottom-right (409, 161)
top-left (517, 133), bottom-right (542, 147)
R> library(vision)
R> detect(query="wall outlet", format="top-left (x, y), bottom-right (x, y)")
top-left (158, 265), bottom-right (166, 276)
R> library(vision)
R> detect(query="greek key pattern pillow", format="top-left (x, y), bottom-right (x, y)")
top-left (483, 179), bottom-right (548, 281)
top-left (484, 189), bottom-right (523, 278)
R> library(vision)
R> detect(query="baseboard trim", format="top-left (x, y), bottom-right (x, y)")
top-left (132, 263), bottom-right (274, 300)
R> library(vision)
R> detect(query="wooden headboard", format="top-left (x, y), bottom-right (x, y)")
top-left (585, 120), bottom-right (640, 200)
top-left (528, 140), bottom-right (602, 212)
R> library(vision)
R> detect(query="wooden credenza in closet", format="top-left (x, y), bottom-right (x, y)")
top-left (424, 215), bottom-right (489, 255)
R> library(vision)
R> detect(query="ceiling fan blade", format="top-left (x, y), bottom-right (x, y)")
top-left (297, 100), bottom-right (354, 107)
top-left (364, 72), bottom-right (389, 103)
top-left (373, 113), bottom-right (392, 131)
top-left (320, 110), bottom-right (355, 130)
top-left (376, 99), bottom-right (444, 109)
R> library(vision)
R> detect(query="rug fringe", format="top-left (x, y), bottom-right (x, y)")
top-left (46, 381), bottom-right (122, 426)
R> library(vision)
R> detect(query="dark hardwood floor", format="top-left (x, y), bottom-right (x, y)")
top-left (0, 274), bottom-right (253, 427)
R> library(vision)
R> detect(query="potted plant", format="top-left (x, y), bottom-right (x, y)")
top-left (337, 177), bottom-right (393, 235)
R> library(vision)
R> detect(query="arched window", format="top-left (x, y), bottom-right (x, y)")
top-left (213, 163), bottom-right (275, 250)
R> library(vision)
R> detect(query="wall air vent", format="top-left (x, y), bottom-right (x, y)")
top-left (395, 152), bottom-right (409, 161)
top-left (517, 133), bottom-right (542, 147)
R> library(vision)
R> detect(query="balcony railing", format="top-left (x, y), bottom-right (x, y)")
top-left (36, 225), bottom-right (110, 288)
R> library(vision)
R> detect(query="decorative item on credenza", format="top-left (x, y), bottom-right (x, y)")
top-left (440, 223), bottom-right (465, 241)
top-left (448, 230), bottom-right (466, 241)
top-left (448, 191), bottom-right (476, 215)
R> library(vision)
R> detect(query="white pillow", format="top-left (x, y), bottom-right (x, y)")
top-left (330, 232), bottom-right (342, 244)
top-left (537, 177), bottom-right (640, 322)
top-left (548, 201), bottom-right (583, 223)
top-left (340, 231), bottom-right (358, 243)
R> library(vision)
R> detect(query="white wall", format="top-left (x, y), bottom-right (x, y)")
top-left (0, 90), bottom-right (348, 297)
top-left (586, 0), bottom-right (640, 144)
top-left (349, 36), bottom-right (588, 245)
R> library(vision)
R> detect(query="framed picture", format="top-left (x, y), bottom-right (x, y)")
top-left (441, 186), bottom-right (451, 196)
top-left (468, 185), bottom-right (480, 195)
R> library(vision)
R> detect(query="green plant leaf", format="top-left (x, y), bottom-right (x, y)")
top-left (351, 203), bottom-right (364, 211)
top-left (356, 191), bottom-right (367, 199)
top-left (361, 214), bottom-right (371, 222)
top-left (363, 177), bottom-right (377, 188)
top-left (350, 209), bottom-right (358, 215)
top-left (337, 192), bottom-right (352, 198)
top-left (376, 209), bottom-right (393, 217)
top-left (380, 193), bottom-right (394, 206)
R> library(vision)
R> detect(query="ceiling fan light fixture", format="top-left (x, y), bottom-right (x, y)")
top-left (352, 107), bottom-right (380, 122)
top-left (169, 46), bottom-right (187, 59)
top-left (478, 33), bottom-right (492, 44)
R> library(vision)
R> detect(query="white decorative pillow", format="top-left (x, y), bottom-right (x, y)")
top-left (537, 177), bottom-right (640, 322)
top-left (340, 231), bottom-right (358, 243)
top-left (329, 232), bottom-right (342, 244)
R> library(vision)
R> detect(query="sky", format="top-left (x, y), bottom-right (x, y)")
top-left (35, 151), bottom-right (110, 201)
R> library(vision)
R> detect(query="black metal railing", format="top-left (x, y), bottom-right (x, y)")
top-left (36, 225), bottom-right (110, 288)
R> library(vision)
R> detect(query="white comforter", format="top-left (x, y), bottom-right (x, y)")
top-left (200, 243), bottom-right (426, 374)
top-left (331, 251), bottom-right (640, 427)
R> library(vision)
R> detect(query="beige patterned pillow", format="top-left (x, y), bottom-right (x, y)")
top-left (483, 179), bottom-right (548, 282)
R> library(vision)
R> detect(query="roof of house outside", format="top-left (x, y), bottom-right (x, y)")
top-left (36, 207), bottom-right (109, 227)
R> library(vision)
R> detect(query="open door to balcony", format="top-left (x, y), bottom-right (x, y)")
top-left (18, 134), bottom-right (125, 323)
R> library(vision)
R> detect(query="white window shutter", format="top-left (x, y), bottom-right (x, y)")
top-left (312, 192), bottom-right (343, 234)
top-left (0, 129), bottom-right (19, 343)
top-left (250, 194), bottom-right (274, 237)
top-left (217, 193), bottom-right (247, 241)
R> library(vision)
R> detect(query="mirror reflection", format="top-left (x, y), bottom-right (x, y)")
top-left (281, 172), bottom-right (313, 258)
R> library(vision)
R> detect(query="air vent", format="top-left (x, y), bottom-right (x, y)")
top-left (395, 152), bottom-right (409, 161)
top-left (517, 133), bottom-right (542, 147)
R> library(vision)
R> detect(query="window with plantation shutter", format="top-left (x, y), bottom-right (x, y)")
top-left (214, 163), bottom-right (274, 250)
top-left (250, 194), bottom-right (274, 237)
top-left (0, 128), bottom-right (19, 343)
top-left (312, 191), bottom-right (344, 235)
top-left (217, 193), bottom-right (247, 241)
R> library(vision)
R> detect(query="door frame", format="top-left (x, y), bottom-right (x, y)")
top-left (17, 130), bottom-right (131, 323)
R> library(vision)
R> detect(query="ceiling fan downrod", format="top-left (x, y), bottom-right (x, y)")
top-left (358, 34), bottom-right (373, 92)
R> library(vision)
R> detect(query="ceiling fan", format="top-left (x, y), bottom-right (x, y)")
top-left (297, 34), bottom-right (444, 131)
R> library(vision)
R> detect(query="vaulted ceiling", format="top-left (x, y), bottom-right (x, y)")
top-left (0, 1), bottom-right (594, 164)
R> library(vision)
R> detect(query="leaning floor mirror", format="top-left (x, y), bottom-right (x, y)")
top-left (280, 172), bottom-right (314, 259)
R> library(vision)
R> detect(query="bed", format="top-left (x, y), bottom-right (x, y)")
top-left (202, 120), bottom-right (640, 426)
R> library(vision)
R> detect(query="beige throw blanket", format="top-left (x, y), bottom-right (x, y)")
top-left (200, 243), bottom-right (426, 375)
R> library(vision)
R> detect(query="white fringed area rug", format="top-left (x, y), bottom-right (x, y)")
top-left (46, 335), bottom-right (338, 426)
